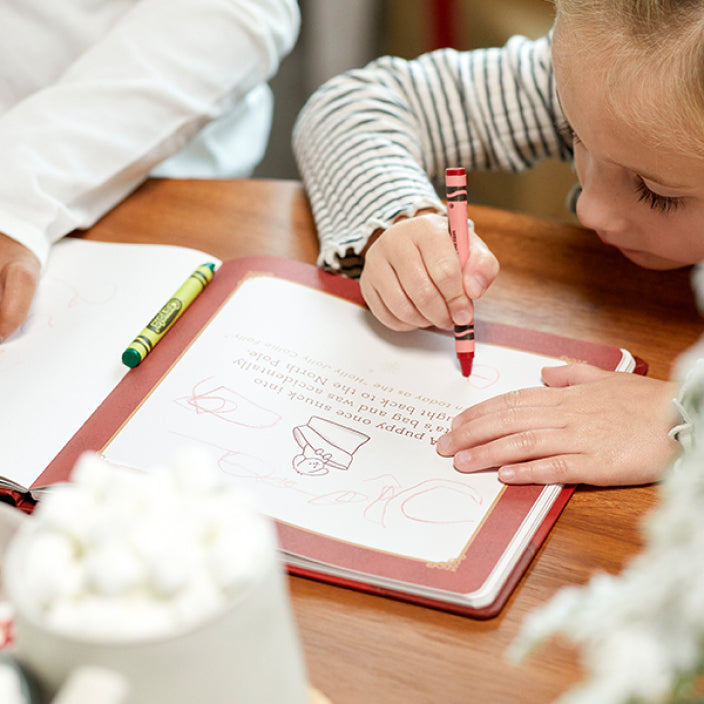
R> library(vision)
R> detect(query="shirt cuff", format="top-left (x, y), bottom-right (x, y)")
top-left (317, 198), bottom-right (448, 278)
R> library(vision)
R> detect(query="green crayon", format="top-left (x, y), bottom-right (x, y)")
top-left (121, 262), bottom-right (216, 368)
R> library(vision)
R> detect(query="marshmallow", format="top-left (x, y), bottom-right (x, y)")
top-left (170, 446), bottom-right (225, 494)
top-left (17, 450), bottom-right (274, 641)
top-left (83, 539), bottom-right (143, 596)
top-left (23, 530), bottom-right (83, 608)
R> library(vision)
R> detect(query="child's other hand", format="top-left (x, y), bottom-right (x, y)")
top-left (436, 363), bottom-right (680, 486)
top-left (360, 213), bottom-right (499, 331)
top-left (0, 234), bottom-right (40, 341)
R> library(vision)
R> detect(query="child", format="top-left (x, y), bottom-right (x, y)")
top-left (292, 0), bottom-right (704, 486)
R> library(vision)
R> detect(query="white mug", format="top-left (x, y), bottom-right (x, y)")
top-left (3, 514), bottom-right (309, 704)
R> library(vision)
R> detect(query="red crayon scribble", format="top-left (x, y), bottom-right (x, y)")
top-left (467, 363), bottom-right (500, 389)
top-left (175, 377), bottom-right (281, 428)
top-left (308, 490), bottom-right (368, 506)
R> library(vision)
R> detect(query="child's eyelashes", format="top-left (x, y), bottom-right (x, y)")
top-left (556, 120), bottom-right (683, 215)
top-left (635, 179), bottom-right (682, 213)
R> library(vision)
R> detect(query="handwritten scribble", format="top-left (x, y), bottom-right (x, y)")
top-left (363, 484), bottom-right (398, 525)
top-left (365, 474), bottom-right (403, 488)
top-left (364, 478), bottom-right (483, 527)
top-left (467, 363), bottom-right (500, 389)
top-left (400, 480), bottom-right (483, 524)
top-left (216, 449), bottom-right (312, 492)
top-left (217, 450), bottom-right (274, 479)
top-left (308, 490), bottom-right (368, 506)
top-left (16, 276), bottom-right (119, 336)
top-left (169, 431), bottom-right (316, 498)
top-left (167, 431), bottom-right (484, 532)
top-left (175, 377), bottom-right (282, 428)
top-left (292, 416), bottom-right (370, 476)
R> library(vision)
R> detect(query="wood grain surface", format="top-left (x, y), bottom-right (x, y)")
top-left (81, 178), bottom-right (703, 704)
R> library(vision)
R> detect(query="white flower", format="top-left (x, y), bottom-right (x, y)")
top-left (511, 263), bottom-right (704, 703)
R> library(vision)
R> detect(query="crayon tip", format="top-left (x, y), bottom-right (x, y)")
top-left (458, 354), bottom-right (474, 377)
top-left (122, 348), bottom-right (142, 368)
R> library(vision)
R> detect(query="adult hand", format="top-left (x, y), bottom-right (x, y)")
top-left (436, 363), bottom-right (680, 486)
top-left (359, 212), bottom-right (499, 331)
top-left (0, 234), bottom-right (41, 341)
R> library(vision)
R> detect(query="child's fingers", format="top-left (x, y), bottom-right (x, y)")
top-left (360, 276), bottom-right (424, 331)
top-left (449, 385), bottom-right (561, 430)
top-left (541, 362), bottom-right (610, 387)
top-left (363, 216), bottom-right (457, 329)
top-left (464, 230), bottom-right (499, 299)
top-left (395, 246), bottom-right (464, 328)
top-left (361, 212), bottom-right (487, 330)
top-left (360, 257), bottom-right (429, 330)
top-left (438, 370), bottom-right (677, 487)
top-left (454, 429), bottom-right (578, 481)
top-left (437, 403), bottom-right (568, 464)
top-left (420, 245), bottom-right (473, 327)
top-left (396, 213), bottom-right (471, 327)
top-left (496, 454), bottom-right (590, 485)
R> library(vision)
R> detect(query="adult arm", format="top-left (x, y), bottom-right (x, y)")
top-left (0, 0), bottom-right (300, 266)
top-left (0, 0), bottom-right (299, 339)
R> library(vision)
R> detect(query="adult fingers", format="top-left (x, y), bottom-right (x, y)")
top-left (0, 257), bottom-right (40, 341)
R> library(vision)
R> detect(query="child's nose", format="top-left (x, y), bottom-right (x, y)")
top-left (574, 180), bottom-right (630, 237)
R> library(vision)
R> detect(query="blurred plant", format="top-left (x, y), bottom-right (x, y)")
top-left (509, 268), bottom-right (704, 704)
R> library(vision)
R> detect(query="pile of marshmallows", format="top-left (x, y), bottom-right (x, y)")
top-left (18, 450), bottom-right (273, 640)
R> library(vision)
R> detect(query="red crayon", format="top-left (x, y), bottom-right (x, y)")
top-left (445, 167), bottom-right (474, 377)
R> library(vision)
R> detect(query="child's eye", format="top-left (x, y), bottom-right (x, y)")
top-left (635, 179), bottom-right (682, 214)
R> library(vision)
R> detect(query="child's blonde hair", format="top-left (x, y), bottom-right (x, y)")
top-left (553, 0), bottom-right (704, 153)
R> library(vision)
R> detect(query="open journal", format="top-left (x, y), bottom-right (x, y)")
top-left (1, 240), bottom-right (644, 618)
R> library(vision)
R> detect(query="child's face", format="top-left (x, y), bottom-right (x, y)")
top-left (553, 20), bottom-right (704, 270)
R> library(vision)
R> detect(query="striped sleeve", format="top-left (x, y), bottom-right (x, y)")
top-left (292, 33), bottom-right (573, 276)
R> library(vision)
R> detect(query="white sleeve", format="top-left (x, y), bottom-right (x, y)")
top-left (0, 0), bottom-right (300, 266)
top-left (293, 33), bottom-right (572, 275)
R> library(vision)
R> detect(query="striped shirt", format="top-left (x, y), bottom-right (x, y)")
top-left (293, 33), bottom-right (574, 276)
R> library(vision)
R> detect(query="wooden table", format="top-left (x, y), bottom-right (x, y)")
top-left (83, 178), bottom-right (703, 704)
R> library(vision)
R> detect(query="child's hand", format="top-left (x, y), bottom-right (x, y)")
top-left (436, 363), bottom-right (680, 486)
top-left (0, 234), bottom-right (40, 341)
top-left (360, 213), bottom-right (499, 331)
